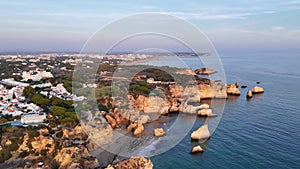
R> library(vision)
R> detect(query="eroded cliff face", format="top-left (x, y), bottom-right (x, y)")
top-left (31, 135), bottom-right (55, 154)
top-left (62, 126), bottom-right (88, 140)
top-left (198, 83), bottom-right (228, 99)
top-left (83, 124), bottom-right (114, 151)
top-left (130, 95), bottom-right (170, 115)
top-left (54, 145), bottom-right (99, 169)
top-left (104, 79), bottom-right (228, 130)
top-left (107, 156), bottom-right (153, 169)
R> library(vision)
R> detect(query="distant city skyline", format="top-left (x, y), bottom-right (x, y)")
top-left (0, 0), bottom-right (300, 53)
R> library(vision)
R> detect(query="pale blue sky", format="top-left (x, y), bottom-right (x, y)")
top-left (0, 0), bottom-right (299, 52)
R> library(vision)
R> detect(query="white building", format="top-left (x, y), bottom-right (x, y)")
top-left (1, 78), bottom-right (29, 87)
top-left (22, 70), bottom-right (53, 82)
top-left (32, 83), bottom-right (52, 88)
top-left (21, 113), bottom-right (46, 124)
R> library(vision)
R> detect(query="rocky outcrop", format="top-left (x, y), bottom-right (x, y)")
top-left (54, 145), bottom-right (99, 169)
top-left (197, 103), bottom-right (216, 117)
top-left (127, 122), bottom-right (138, 131)
top-left (105, 115), bottom-right (117, 129)
top-left (111, 77), bottom-right (227, 137)
top-left (191, 124), bottom-right (210, 140)
top-left (154, 128), bottom-right (165, 137)
top-left (133, 123), bottom-right (144, 136)
top-left (247, 91), bottom-right (253, 98)
top-left (197, 109), bottom-right (217, 117)
top-left (226, 84), bottom-right (241, 96)
top-left (175, 68), bottom-right (196, 76)
top-left (251, 86), bottom-right (264, 94)
top-left (195, 68), bottom-right (216, 75)
top-left (110, 156), bottom-right (153, 169)
top-left (31, 135), bottom-right (55, 153)
top-left (179, 102), bottom-right (200, 114)
top-left (198, 83), bottom-right (228, 99)
top-left (130, 95), bottom-right (169, 115)
top-left (62, 126), bottom-right (88, 140)
top-left (199, 103), bottom-right (210, 109)
top-left (83, 124), bottom-right (113, 151)
top-left (190, 145), bottom-right (203, 154)
top-left (182, 85), bottom-right (201, 102)
top-left (169, 79), bottom-right (227, 100)
top-left (39, 128), bottom-right (49, 136)
top-left (138, 115), bottom-right (150, 124)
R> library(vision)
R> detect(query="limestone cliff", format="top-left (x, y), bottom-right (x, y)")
top-left (108, 156), bottom-right (153, 169)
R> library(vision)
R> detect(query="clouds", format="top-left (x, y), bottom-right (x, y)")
top-left (0, 0), bottom-right (299, 52)
top-left (163, 12), bottom-right (253, 20)
top-left (271, 26), bottom-right (285, 31)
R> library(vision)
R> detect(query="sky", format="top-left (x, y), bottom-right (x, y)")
top-left (0, 0), bottom-right (300, 53)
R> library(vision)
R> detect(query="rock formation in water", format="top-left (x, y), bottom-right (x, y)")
top-left (154, 128), bottom-right (165, 137)
top-left (247, 91), bottom-right (253, 98)
top-left (102, 76), bottom-right (228, 137)
top-left (191, 124), bottom-right (211, 140)
top-left (175, 68), bottom-right (197, 76)
top-left (241, 85), bottom-right (248, 88)
top-left (251, 86), bottom-right (264, 94)
top-left (226, 84), bottom-right (241, 96)
top-left (197, 109), bottom-right (217, 117)
top-left (190, 145), bottom-right (204, 154)
top-left (194, 68), bottom-right (217, 75)
top-left (199, 103), bottom-right (210, 109)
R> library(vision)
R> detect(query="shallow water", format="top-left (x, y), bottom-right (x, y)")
top-left (140, 52), bottom-right (300, 169)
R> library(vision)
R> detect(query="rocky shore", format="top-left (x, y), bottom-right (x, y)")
top-left (106, 156), bottom-right (153, 169)
top-left (0, 62), bottom-right (265, 168)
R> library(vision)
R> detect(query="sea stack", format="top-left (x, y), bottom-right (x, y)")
top-left (241, 85), bottom-right (248, 89)
top-left (197, 109), bottom-right (217, 117)
top-left (251, 86), bottom-right (264, 94)
top-left (247, 91), bottom-right (253, 98)
top-left (226, 84), bottom-right (241, 96)
top-left (190, 145), bottom-right (204, 154)
top-left (191, 124), bottom-right (210, 140)
top-left (154, 128), bottom-right (165, 137)
top-left (194, 68), bottom-right (216, 75)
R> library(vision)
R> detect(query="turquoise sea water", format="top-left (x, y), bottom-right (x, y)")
top-left (141, 52), bottom-right (300, 169)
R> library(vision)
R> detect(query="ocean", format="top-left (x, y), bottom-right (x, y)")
top-left (139, 52), bottom-right (300, 169)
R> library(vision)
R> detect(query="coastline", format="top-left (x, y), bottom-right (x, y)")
top-left (124, 56), bottom-right (161, 65)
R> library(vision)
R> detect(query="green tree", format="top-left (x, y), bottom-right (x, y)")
top-left (31, 94), bottom-right (51, 108)
top-left (28, 130), bottom-right (39, 139)
top-left (40, 149), bottom-right (48, 156)
top-left (0, 148), bottom-right (12, 163)
top-left (129, 81), bottom-right (151, 96)
top-left (50, 106), bottom-right (66, 116)
top-left (51, 97), bottom-right (73, 109)
top-left (8, 139), bottom-right (19, 151)
top-left (22, 86), bottom-right (35, 99)
top-left (18, 150), bottom-right (29, 158)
